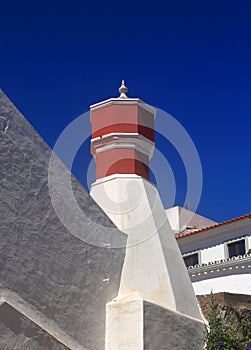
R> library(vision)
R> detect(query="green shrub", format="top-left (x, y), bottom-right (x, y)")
top-left (205, 293), bottom-right (251, 350)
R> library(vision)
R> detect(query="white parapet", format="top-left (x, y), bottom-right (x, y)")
top-left (106, 295), bottom-right (144, 350)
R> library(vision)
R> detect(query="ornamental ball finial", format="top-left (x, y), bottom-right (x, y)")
top-left (118, 80), bottom-right (128, 98)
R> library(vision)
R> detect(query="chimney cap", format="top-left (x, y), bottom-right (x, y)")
top-left (90, 81), bottom-right (156, 116)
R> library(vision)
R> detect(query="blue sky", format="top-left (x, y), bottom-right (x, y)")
top-left (1, 0), bottom-right (250, 222)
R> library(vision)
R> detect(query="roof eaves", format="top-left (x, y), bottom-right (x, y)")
top-left (176, 213), bottom-right (251, 239)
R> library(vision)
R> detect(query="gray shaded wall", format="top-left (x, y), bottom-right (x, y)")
top-left (0, 90), bottom-right (127, 350)
top-left (0, 303), bottom-right (70, 350)
top-left (144, 301), bottom-right (204, 350)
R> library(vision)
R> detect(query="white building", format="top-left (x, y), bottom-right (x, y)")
top-left (167, 207), bottom-right (251, 296)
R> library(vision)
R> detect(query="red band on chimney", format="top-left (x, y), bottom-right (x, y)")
top-left (91, 104), bottom-right (154, 142)
top-left (96, 149), bottom-right (149, 180)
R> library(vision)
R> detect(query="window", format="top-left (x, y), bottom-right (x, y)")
top-left (227, 239), bottom-right (246, 258)
top-left (184, 253), bottom-right (199, 268)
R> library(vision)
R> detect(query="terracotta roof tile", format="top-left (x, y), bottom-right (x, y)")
top-left (176, 212), bottom-right (251, 239)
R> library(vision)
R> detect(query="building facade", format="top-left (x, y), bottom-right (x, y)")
top-left (167, 208), bottom-right (251, 295)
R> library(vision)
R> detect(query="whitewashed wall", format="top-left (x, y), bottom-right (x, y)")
top-left (200, 245), bottom-right (225, 264)
top-left (193, 274), bottom-right (251, 295)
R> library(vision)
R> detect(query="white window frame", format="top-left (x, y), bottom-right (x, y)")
top-left (224, 236), bottom-right (249, 258)
top-left (183, 250), bottom-right (201, 267)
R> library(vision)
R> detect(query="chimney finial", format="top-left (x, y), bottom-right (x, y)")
top-left (118, 80), bottom-right (128, 98)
